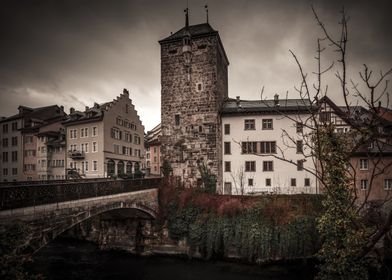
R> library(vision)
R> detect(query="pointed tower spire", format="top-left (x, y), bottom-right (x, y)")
top-left (205, 4), bottom-right (209, 23)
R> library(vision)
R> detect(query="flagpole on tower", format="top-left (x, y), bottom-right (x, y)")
top-left (205, 4), bottom-right (209, 23)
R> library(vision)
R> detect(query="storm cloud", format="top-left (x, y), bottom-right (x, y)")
top-left (0, 0), bottom-right (391, 130)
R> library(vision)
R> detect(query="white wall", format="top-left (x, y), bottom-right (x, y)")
top-left (221, 113), bottom-right (318, 195)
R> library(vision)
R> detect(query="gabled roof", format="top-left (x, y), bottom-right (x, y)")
top-left (319, 96), bottom-right (392, 131)
top-left (62, 106), bottom-right (104, 126)
top-left (0, 105), bottom-right (66, 126)
top-left (221, 98), bottom-right (313, 115)
top-left (159, 23), bottom-right (218, 43)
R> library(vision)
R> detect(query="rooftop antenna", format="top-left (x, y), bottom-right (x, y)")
top-left (205, 4), bottom-right (209, 23)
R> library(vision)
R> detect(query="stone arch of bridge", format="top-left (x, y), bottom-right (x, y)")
top-left (32, 202), bottom-right (157, 254)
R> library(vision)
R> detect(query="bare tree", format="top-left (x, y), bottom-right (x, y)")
top-left (252, 6), bottom-right (392, 279)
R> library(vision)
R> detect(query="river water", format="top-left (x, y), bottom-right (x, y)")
top-left (30, 238), bottom-right (316, 280)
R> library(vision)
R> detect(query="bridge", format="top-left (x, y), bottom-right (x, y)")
top-left (0, 178), bottom-right (161, 252)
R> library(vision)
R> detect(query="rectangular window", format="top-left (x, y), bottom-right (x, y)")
top-left (244, 119), bottom-right (255, 130)
top-left (291, 178), bottom-right (297, 187)
top-left (11, 151), bottom-right (17, 162)
top-left (84, 128), bottom-right (88, 137)
top-left (262, 119), bottom-right (273, 130)
top-left (85, 143), bottom-right (89, 153)
top-left (224, 124), bottom-right (230, 135)
top-left (12, 168), bottom-right (17, 175)
top-left (92, 127), bottom-right (98, 136)
top-left (80, 128), bottom-right (84, 138)
top-left (2, 152), bottom-right (8, 162)
top-left (69, 129), bottom-right (77, 139)
top-left (175, 114), bottom-right (180, 126)
top-left (296, 122), bottom-right (303, 133)
top-left (93, 161), bottom-right (98, 171)
top-left (224, 142), bottom-right (231, 154)
top-left (248, 178), bottom-right (254, 186)
top-left (260, 141), bottom-right (276, 154)
top-left (2, 138), bottom-right (8, 147)
top-left (3, 124), bottom-right (8, 133)
top-left (266, 178), bottom-right (271, 187)
top-left (296, 140), bottom-right (303, 153)
top-left (297, 160), bottom-right (304, 171)
top-left (11, 122), bottom-right (18, 131)
top-left (242, 142), bottom-right (258, 154)
top-left (3, 168), bottom-right (8, 176)
top-left (263, 161), bottom-right (273, 171)
top-left (224, 161), bottom-right (231, 172)
top-left (224, 182), bottom-right (232, 195)
top-left (359, 159), bottom-right (368, 170)
top-left (85, 161), bottom-right (88, 172)
top-left (360, 179), bottom-right (368, 190)
top-left (11, 136), bottom-right (17, 146)
top-left (385, 179), bottom-right (392, 190)
top-left (319, 112), bottom-right (331, 123)
top-left (305, 178), bottom-right (310, 187)
top-left (114, 144), bottom-right (120, 154)
top-left (92, 142), bottom-right (97, 152)
top-left (245, 161), bottom-right (256, 172)
top-left (111, 128), bottom-right (122, 140)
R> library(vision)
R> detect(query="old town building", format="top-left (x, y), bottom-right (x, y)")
top-left (145, 124), bottom-right (162, 176)
top-left (221, 96), bottom-right (318, 195)
top-left (318, 96), bottom-right (392, 202)
top-left (0, 105), bottom-right (66, 182)
top-left (159, 11), bottom-right (228, 189)
top-left (63, 89), bottom-right (144, 178)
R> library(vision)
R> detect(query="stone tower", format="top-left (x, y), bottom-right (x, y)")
top-left (159, 11), bottom-right (229, 190)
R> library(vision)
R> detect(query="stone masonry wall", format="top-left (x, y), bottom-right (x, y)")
top-left (160, 34), bottom-right (228, 190)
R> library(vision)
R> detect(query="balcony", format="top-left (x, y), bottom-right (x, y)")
top-left (68, 150), bottom-right (85, 160)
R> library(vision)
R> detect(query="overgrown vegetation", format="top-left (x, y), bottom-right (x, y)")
top-left (315, 126), bottom-right (371, 279)
top-left (159, 180), bottom-right (322, 262)
top-left (197, 162), bottom-right (216, 193)
top-left (0, 222), bottom-right (42, 280)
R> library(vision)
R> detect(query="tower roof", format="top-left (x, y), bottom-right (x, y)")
top-left (159, 23), bottom-right (218, 44)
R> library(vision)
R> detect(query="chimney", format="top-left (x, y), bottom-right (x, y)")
top-left (274, 94), bottom-right (280, 107)
top-left (70, 107), bottom-right (75, 114)
top-left (236, 96), bottom-right (240, 106)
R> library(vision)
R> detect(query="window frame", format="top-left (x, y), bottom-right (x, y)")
top-left (384, 179), bottom-right (392, 190)
top-left (359, 159), bottom-right (368, 170)
top-left (224, 124), bottom-right (230, 135)
top-left (224, 161), bottom-right (231, 172)
top-left (245, 161), bottom-right (256, 172)
top-left (262, 119), bottom-right (273, 130)
top-left (360, 179), bottom-right (368, 190)
top-left (244, 119), bottom-right (255, 130)
top-left (224, 142), bottom-right (231, 155)
top-left (262, 161), bottom-right (273, 172)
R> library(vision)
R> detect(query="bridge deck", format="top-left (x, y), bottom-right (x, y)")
top-left (0, 178), bottom-right (161, 211)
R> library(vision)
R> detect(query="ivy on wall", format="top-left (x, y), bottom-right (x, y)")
top-left (160, 181), bottom-right (322, 262)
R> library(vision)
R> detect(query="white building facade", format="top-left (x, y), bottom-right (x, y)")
top-left (221, 97), bottom-right (318, 195)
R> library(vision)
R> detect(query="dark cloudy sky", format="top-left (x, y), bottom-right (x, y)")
top-left (0, 0), bottom-right (391, 130)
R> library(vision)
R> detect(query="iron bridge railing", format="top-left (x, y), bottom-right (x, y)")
top-left (0, 178), bottom-right (162, 211)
